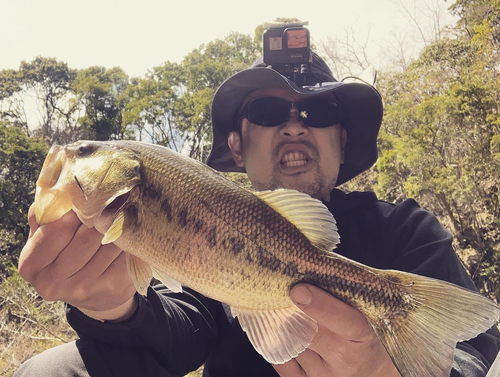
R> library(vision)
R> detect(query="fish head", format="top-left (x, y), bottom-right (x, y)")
top-left (35, 141), bottom-right (142, 227)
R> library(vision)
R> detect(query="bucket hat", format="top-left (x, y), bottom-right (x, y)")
top-left (206, 52), bottom-right (383, 186)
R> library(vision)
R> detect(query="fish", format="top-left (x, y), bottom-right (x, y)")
top-left (487, 352), bottom-right (500, 377)
top-left (34, 140), bottom-right (500, 377)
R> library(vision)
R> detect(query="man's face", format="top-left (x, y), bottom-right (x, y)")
top-left (228, 88), bottom-right (347, 201)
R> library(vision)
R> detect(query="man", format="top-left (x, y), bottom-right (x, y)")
top-left (16, 52), bottom-right (500, 377)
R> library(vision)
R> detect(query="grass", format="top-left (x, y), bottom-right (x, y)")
top-left (0, 270), bottom-right (77, 377)
top-left (0, 270), bottom-right (204, 377)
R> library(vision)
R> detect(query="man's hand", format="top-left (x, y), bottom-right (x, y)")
top-left (273, 284), bottom-right (401, 377)
top-left (18, 204), bottom-right (137, 322)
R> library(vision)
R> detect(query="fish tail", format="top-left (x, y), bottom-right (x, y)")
top-left (368, 272), bottom-right (500, 377)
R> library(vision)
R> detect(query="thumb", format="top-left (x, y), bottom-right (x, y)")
top-left (291, 283), bottom-right (373, 341)
top-left (28, 203), bottom-right (39, 238)
top-left (290, 284), bottom-right (313, 306)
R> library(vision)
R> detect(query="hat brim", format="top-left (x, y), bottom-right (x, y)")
top-left (207, 67), bottom-right (383, 186)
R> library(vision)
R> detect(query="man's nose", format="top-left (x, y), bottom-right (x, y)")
top-left (280, 108), bottom-right (309, 137)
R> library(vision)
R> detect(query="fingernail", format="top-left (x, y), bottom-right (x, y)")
top-left (291, 285), bottom-right (312, 306)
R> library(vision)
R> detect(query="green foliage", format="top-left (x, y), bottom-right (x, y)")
top-left (223, 172), bottom-right (254, 191)
top-left (183, 32), bottom-right (259, 92)
top-left (450, 0), bottom-right (500, 43)
top-left (0, 69), bottom-right (22, 101)
top-left (179, 32), bottom-right (259, 160)
top-left (372, 20), bottom-right (500, 300)
top-left (0, 57), bottom-right (78, 141)
top-left (19, 56), bottom-right (76, 92)
top-left (0, 122), bottom-right (49, 269)
top-left (174, 87), bottom-right (215, 160)
top-left (123, 62), bottom-right (181, 147)
top-left (123, 32), bottom-right (259, 160)
top-left (492, 134), bottom-right (500, 156)
top-left (72, 66), bottom-right (130, 141)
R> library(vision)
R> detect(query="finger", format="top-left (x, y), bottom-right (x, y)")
top-left (306, 324), bottom-right (339, 356)
top-left (290, 284), bottom-right (373, 341)
top-left (307, 325), bottom-right (398, 376)
top-left (74, 252), bottom-right (136, 311)
top-left (45, 224), bottom-right (104, 279)
top-left (273, 358), bottom-right (307, 377)
top-left (18, 210), bottom-right (82, 281)
top-left (56, 251), bottom-right (133, 309)
top-left (97, 251), bottom-right (135, 295)
top-left (84, 245), bottom-right (127, 280)
top-left (305, 324), bottom-right (366, 370)
top-left (31, 227), bottom-right (121, 303)
top-left (293, 348), bottom-right (329, 376)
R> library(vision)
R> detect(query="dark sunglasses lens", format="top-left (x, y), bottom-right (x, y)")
top-left (299, 99), bottom-right (341, 128)
top-left (246, 97), bottom-right (291, 126)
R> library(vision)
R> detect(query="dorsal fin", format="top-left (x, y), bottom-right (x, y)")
top-left (255, 189), bottom-right (340, 254)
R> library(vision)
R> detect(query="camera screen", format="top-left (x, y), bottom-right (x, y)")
top-left (286, 29), bottom-right (308, 49)
top-left (269, 37), bottom-right (283, 51)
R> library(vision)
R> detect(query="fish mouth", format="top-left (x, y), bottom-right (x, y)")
top-left (35, 145), bottom-right (74, 225)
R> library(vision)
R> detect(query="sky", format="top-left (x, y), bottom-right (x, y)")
top-left (1, 0), bottom-right (458, 78)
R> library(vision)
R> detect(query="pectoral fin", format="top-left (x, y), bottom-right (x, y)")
top-left (231, 305), bottom-right (318, 364)
top-left (126, 253), bottom-right (152, 295)
top-left (102, 206), bottom-right (137, 244)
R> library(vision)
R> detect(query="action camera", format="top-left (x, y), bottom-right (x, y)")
top-left (262, 21), bottom-right (312, 85)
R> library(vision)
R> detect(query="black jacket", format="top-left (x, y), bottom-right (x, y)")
top-left (67, 190), bottom-right (500, 377)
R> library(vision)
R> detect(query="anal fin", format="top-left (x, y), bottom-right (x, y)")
top-left (231, 305), bottom-right (318, 364)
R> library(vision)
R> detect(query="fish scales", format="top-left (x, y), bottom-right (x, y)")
top-left (122, 141), bottom-right (411, 315)
top-left (34, 140), bottom-right (500, 377)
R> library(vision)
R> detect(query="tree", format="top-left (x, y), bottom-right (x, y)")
top-left (370, 23), bottom-right (500, 300)
top-left (72, 66), bottom-right (130, 141)
top-left (0, 57), bottom-right (78, 143)
top-left (179, 32), bottom-right (259, 160)
top-left (0, 69), bottom-right (25, 130)
top-left (450, 0), bottom-right (500, 42)
top-left (122, 62), bottom-right (182, 148)
top-left (0, 121), bottom-right (49, 269)
top-left (183, 32), bottom-right (259, 92)
top-left (122, 32), bottom-right (260, 161)
top-left (318, 28), bottom-right (373, 80)
top-left (19, 57), bottom-right (78, 142)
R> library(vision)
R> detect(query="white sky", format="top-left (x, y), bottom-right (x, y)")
top-left (1, 0), bottom-right (457, 78)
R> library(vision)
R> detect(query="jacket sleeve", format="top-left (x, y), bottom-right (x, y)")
top-left (66, 285), bottom-right (222, 377)
top-left (386, 199), bottom-right (500, 377)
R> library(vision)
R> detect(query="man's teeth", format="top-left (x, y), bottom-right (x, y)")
top-left (282, 152), bottom-right (307, 167)
top-left (285, 160), bottom-right (306, 167)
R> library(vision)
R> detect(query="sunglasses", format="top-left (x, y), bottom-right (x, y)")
top-left (240, 96), bottom-right (342, 128)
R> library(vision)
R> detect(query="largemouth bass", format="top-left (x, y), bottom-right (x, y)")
top-left (34, 140), bottom-right (500, 377)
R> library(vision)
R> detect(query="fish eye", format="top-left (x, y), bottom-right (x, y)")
top-left (76, 144), bottom-right (94, 157)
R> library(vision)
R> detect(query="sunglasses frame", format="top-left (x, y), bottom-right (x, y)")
top-left (240, 96), bottom-right (342, 129)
